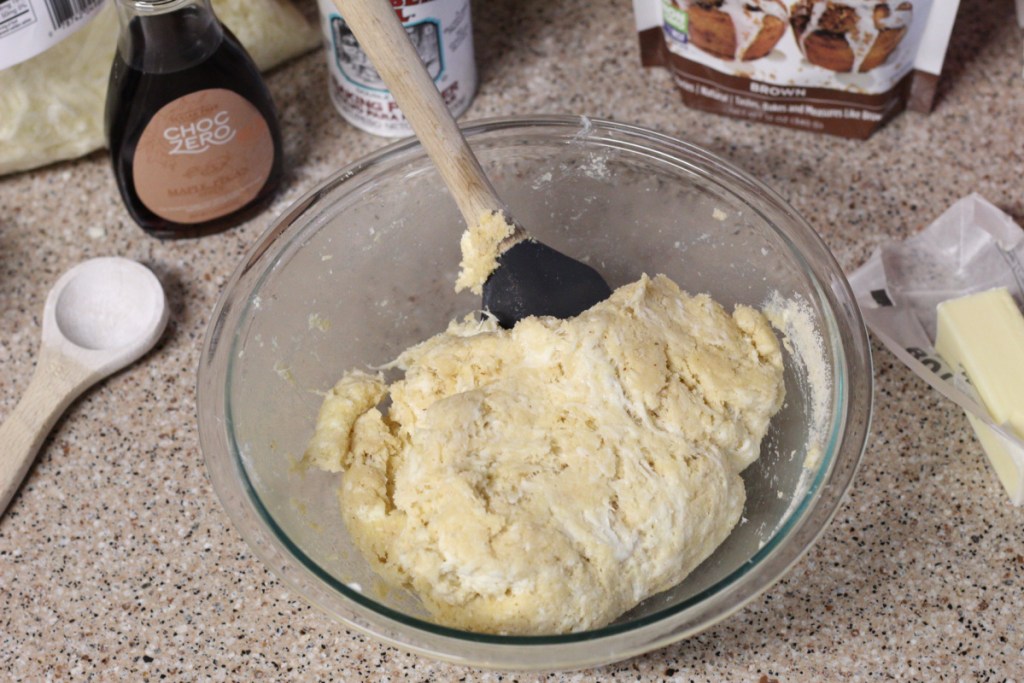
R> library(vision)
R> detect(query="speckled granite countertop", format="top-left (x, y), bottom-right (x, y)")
top-left (2, 0), bottom-right (1023, 680)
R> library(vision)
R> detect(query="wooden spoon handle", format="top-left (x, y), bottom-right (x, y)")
top-left (331, 0), bottom-right (504, 225)
top-left (0, 349), bottom-right (96, 516)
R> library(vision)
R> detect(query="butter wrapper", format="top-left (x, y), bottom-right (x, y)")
top-left (848, 194), bottom-right (1024, 505)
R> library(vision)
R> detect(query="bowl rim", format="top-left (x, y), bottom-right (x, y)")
top-left (197, 114), bottom-right (873, 669)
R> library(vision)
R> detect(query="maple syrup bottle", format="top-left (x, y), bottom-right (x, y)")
top-left (106, 0), bottom-right (283, 238)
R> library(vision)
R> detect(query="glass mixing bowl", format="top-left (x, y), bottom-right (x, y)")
top-left (197, 116), bottom-right (872, 669)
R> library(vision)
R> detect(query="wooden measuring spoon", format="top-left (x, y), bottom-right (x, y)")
top-left (332, 0), bottom-right (611, 328)
top-left (0, 257), bottom-right (168, 516)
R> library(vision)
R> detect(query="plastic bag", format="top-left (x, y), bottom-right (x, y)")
top-left (848, 194), bottom-right (1024, 504)
top-left (634, 0), bottom-right (960, 139)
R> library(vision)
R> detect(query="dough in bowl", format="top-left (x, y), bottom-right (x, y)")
top-left (304, 274), bottom-right (785, 634)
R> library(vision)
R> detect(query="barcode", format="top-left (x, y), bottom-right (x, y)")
top-left (43, 0), bottom-right (102, 30)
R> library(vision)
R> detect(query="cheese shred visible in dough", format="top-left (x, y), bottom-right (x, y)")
top-left (304, 274), bottom-right (785, 635)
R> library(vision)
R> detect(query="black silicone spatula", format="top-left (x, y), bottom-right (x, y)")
top-left (481, 238), bottom-right (611, 328)
top-left (333, 0), bottom-right (611, 328)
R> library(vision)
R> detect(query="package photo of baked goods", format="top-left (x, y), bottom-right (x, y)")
top-left (681, 0), bottom-right (789, 61)
top-left (790, 0), bottom-right (914, 72)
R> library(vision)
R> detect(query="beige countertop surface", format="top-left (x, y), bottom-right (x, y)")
top-left (2, 0), bottom-right (1023, 679)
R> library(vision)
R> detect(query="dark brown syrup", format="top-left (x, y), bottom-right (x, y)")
top-left (106, 7), bottom-right (282, 238)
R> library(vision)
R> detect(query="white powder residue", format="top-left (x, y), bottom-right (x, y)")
top-left (763, 291), bottom-right (833, 529)
top-left (564, 153), bottom-right (611, 182)
top-left (532, 171), bottom-right (553, 189)
top-left (573, 115), bottom-right (594, 140)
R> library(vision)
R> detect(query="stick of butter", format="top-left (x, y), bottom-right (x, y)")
top-left (935, 287), bottom-right (1024, 504)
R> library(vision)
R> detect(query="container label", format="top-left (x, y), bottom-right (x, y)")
top-left (318, 0), bottom-right (477, 137)
top-left (0, 0), bottom-right (105, 71)
top-left (132, 88), bottom-right (274, 224)
top-left (639, 0), bottom-right (946, 139)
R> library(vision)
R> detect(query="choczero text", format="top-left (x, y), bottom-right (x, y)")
top-left (164, 111), bottom-right (237, 154)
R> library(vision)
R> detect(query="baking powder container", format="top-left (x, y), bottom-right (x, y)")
top-left (317, 0), bottom-right (477, 137)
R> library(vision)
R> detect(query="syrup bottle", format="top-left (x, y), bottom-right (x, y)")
top-left (106, 0), bottom-right (283, 238)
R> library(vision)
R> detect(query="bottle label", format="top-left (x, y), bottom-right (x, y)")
top-left (132, 88), bottom-right (274, 224)
top-left (317, 0), bottom-right (477, 137)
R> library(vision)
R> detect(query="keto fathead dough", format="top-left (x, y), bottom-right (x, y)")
top-left (304, 274), bottom-right (785, 634)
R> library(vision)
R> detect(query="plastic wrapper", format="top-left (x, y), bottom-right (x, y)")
top-left (848, 194), bottom-right (1024, 504)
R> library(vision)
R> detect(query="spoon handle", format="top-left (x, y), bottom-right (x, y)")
top-left (0, 348), bottom-right (97, 516)
top-left (332, 0), bottom-right (504, 225)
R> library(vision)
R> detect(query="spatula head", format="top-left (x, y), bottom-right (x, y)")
top-left (481, 239), bottom-right (612, 328)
